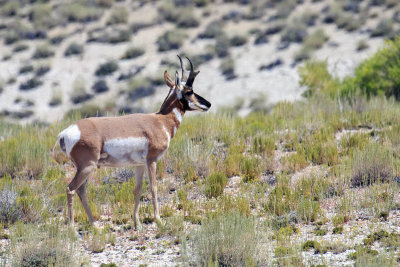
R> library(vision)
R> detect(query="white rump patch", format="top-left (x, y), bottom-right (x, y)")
top-left (173, 108), bottom-right (182, 123)
top-left (58, 124), bottom-right (81, 157)
top-left (104, 137), bottom-right (149, 164)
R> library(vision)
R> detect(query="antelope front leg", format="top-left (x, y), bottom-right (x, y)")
top-left (134, 166), bottom-right (145, 230)
top-left (147, 160), bottom-right (161, 224)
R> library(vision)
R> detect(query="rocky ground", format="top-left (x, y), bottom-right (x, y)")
top-left (0, 0), bottom-right (395, 122)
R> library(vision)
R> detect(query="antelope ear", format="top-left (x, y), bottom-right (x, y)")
top-left (174, 70), bottom-right (180, 87)
top-left (164, 70), bottom-right (174, 88)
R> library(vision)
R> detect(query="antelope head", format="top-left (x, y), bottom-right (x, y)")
top-left (164, 56), bottom-right (211, 112)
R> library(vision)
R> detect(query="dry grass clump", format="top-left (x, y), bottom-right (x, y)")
top-left (0, 185), bottom-right (21, 224)
top-left (188, 212), bottom-right (261, 266)
top-left (351, 143), bottom-right (393, 187)
top-left (8, 222), bottom-right (78, 267)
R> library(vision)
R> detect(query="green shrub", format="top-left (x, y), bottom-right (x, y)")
top-left (19, 65), bottom-right (34, 74)
top-left (293, 47), bottom-right (312, 63)
top-left (158, 0), bottom-right (180, 22)
top-left (219, 57), bottom-right (235, 77)
top-left (127, 77), bottom-right (154, 100)
top-left (298, 60), bottom-right (338, 98)
top-left (303, 29), bottom-right (328, 50)
top-left (333, 226), bottom-right (343, 234)
top-left (205, 172), bottom-right (228, 199)
top-left (189, 212), bottom-right (260, 266)
top-left (0, 124), bottom-right (53, 178)
top-left (214, 35), bottom-right (230, 58)
top-left (107, 7), bottom-right (128, 25)
top-left (96, 0), bottom-right (115, 7)
top-left (19, 78), bottom-right (42, 91)
top-left (13, 43), bottom-right (29, 53)
top-left (302, 240), bottom-right (321, 251)
top-left (177, 9), bottom-right (199, 28)
top-left (371, 19), bottom-right (394, 38)
top-left (64, 42), bottom-right (83, 57)
top-left (252, 135), bottom-right (275, 155)
top-left (356, 39), bottom-right (369, 51)
top-left (95, 61), bottom-right (119, 76)
top-left (71, 77), bottom-right (92, 104)
top-left (59, 3), bottom-right (103, 23)
top-left (341, 37), bottom-right (400, 100)
top-left (157, 30), bottom-right (186, 51)
top-left (351, 143), bottom-right (393, 187)
top-left (121, 46), bottom-right (145, 60)
top-left (1, 2), bottom-right (20, 16)
top-left (32, 45), bottom-right (54, 59)
top-left (198, 20), bottom-right (224, 39)
top-left (240, 157), bottom-right (261, 183)
top-left (315, 228), bottom-right (327, 236)
top-left (29, 4), bottom-right (54, 29)
top-left (230, 35), bottom-right (247, 47)
top-left (281, 21), bottom-right (307, 43)
top-left (49, 89), bottom-right (63, 106)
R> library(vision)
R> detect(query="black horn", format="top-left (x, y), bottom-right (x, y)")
top-left (177, 55), bottom-right (187, 82)
top-left (185, 56), bottom-right (199, 87)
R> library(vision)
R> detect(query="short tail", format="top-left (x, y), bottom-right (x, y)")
top-left (51, 135), bottom-right (66, 158)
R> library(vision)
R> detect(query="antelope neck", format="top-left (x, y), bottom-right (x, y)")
top-left (157, 96), bottom-right (185, 139)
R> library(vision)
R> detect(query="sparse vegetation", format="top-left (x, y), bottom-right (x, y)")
top-left (58, 2), bottom-right (103, 23)
top-left (95, 61), bottom-right (119, 76)
top-left (107, 7), bottom-right (128, 25)
top-left (0, 1), bottom-right (400, 266)
top-left (121, 46), bottom-right (145, 60)
top-left (204, 172), bottom-right (228, 199)
top-left (71, 77), bottom-right (92, 104)
top-left (157, 30), bottom-right (186, 52)
top-left (49, 89), bottom-right (63, 106)
top-left (32, 45), bottom-right (54, 59)
top-left (189, 212), bottom-right (261, 266)
top-left (64, 42), bottom-right (83, 57)
top-left (351, 143), bottom-right (393, 187)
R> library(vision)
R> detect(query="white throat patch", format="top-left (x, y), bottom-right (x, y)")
top-left (173, 108), bottom-right (182, 123)
top-left (163, 126), bottom-right (171, 146)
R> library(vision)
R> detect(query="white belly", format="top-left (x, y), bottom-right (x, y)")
top-left (101, 137), bottom-right (149, 166)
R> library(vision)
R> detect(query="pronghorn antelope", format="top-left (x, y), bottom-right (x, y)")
top-left (55, 56), bottom-right (211, 229)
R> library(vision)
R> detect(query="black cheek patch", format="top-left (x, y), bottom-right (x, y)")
top-left (180, 97), bottom-right (190, 110)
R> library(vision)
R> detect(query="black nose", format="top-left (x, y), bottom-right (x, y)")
top-left (195, 93), bottom-right (211, 109)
